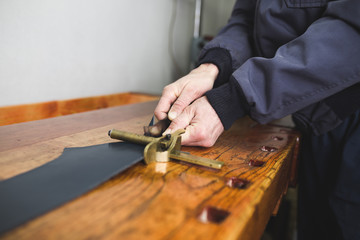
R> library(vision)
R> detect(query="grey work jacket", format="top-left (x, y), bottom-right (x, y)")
top-left (200, 0), bottom-right (360, 135)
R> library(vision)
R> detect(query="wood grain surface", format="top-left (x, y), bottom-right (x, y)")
top-left (0, 101), bottom-right (300, 240)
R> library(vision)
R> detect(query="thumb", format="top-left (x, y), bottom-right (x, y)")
top-left (163, 106), bottom-right (195, 135)
top-left (168, 88), bottom-right (198, 120)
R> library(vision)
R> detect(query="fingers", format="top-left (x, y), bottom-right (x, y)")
top-left (155, 81), bottom-right (200, 121)
top-left (143, 119), bottom-right (170, 137)
top-left (180, 125), bottom-right (215, 147)
top-left (154, 64), bottom-right (219, 121)
top-left (163, 97), bottom-right (224, 147)
top-left (154, 84), bottom-right (181, 120)
top-left (168, 86), bottom-right (200, 120)
top-left (163, 105), bottom-right (195, 135)
top-left (181, 115), bottom-right (224, 147)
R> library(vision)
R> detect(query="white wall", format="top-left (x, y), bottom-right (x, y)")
top-left (0, 0), bottom-right (235, 107)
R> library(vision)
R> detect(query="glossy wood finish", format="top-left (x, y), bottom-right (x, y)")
top-left (0, 101), bottom-right (300, 240)
top-left (0, 92), bottom-right (159, 126)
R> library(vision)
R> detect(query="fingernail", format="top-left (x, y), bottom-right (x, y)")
top-left (149, 126), bottom-right (161, 136)
top-left (168, 111), bottom-right (177, 120)
top-left (163, 129), bottom-right (172, 135)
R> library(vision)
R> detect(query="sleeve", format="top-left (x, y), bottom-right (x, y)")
top-left (197, 0), bottom-right (256, 88)
top-left (207, 0), bottom-right (360, 129)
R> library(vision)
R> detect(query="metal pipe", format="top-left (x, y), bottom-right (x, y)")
top-left (193, 0), bottom-right (202, 38)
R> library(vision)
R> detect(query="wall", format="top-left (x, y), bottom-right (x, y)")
top-left (202, 0), bottom-right (236, 37)
top-left (0, 0), bottom-right (235, 107)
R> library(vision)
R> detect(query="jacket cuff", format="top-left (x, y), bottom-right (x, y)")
top-left (205, 78), bottom-right (250, 130)
top-left (198, 48), bottom-right (233, 88)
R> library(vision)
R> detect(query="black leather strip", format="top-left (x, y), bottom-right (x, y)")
top-left (0, 142), bottom-right (144, 234)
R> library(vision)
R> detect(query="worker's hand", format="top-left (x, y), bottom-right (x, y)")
top-left (154, 63), bottom-right (219, 121)
top-left (163, 96), bottom-right (224, 147)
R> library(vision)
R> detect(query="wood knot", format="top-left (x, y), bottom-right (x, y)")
top-left (198, 206), bottom-right (230, 224)
top-left (271, 136), bottom-right (283, 141)
top-left (249, 159), bottom-right (265, 167)
top-left (225, 177), bottom-right (250, 189)
top-left (260, 146), bottom-right (278, 152)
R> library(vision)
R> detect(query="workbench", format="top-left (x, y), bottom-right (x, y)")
top-left (0, 100), bottom-right (299, 240)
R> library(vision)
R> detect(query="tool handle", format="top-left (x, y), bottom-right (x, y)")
top-left (108, 129), bottom-right (157, 145)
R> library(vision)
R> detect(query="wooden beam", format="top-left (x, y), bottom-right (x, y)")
top-left (0, 92), bottom-right (159, 126)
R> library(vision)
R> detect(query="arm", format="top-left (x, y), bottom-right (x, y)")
top-left (206, 0), bottom-right (360, 130)
top-left (153, 0), bottom-right (256, 145)
top-left (155, 0), bottom-right (256, 122)
top-left (197, 0), bottom-right (256, 88)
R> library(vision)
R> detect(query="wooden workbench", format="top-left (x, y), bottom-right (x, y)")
top-left (0, 101), bottom-right (299, 240)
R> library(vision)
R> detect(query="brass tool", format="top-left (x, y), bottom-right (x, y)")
top-left (108, 129), bottom-right (224, 169)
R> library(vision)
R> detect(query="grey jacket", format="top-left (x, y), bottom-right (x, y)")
top-left (200, 0), bottom-right (360, 135)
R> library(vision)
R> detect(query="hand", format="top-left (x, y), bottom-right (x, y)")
top-left (163, 96), bottom-right (224, 147)
top-left (154, 63), bottom-right (219, 121)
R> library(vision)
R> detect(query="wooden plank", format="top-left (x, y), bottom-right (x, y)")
top-left (0, 92), bottom-right (159, 126)
top-left (0, 103), bottom-right (300, 240)
top-left (0, 101), bottom-right (157, 152)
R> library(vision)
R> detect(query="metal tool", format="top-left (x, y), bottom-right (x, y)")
top-left (108, 129), bottom-right (224, 169)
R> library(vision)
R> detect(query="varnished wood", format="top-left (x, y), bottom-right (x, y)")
top-left (0, 92), bottom-right (159, 126)
top-left (0, 102), bottom-right (300, 240)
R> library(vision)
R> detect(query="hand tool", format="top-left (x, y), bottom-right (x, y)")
top-left (108, 128), bottom-right (224, 169)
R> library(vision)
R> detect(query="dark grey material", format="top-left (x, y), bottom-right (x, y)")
top-left (292, 101), bottom-right (343, 136)
top-left (0, 142), bottom-right (144, 235)
top-left (297, 108), bottom-right (360, 240)
top-left (149, 115), bottom-right (155, 126)
top-left (200, 0), bottom-right (360, 135)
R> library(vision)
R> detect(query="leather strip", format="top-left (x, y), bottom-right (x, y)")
top-left (0, 142), bottom-right (144, 234)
